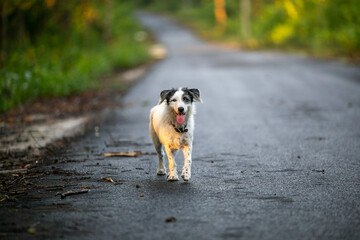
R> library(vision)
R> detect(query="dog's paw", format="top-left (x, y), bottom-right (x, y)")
top-left (167, 173), bottom-right (179, 181)
top-left (181, 168), bottom-right (191, 181)
top-left (157, 168), bottom-right (167, 175)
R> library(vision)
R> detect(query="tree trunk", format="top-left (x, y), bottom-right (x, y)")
top-left (103, 0), bottom-right (114, 41)
top-left (1, 1), bottom-right (8, 94)
top-left (240, 0), bottom-right (251, 39)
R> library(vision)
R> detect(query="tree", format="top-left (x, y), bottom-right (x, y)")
top-left (240, 0), bottom-right (251, 40)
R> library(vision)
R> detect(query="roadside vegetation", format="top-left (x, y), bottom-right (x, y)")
top-left (0, 1), bottom-right (151, 113)
top-left (140, 0), bottom-right (360, 60)
top-left (2, 1), bottom-right (359, 113)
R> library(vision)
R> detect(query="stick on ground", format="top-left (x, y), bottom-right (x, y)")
top-left (59, 189), bottom-right (89, 199)
top-left (103, 151), bottom-right (156, 157)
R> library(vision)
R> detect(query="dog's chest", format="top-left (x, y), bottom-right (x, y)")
top-left (161, 129), bottom-right (191, 150)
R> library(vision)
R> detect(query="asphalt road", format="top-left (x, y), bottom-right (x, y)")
top-left (2, 12), bottom-right (360, 240)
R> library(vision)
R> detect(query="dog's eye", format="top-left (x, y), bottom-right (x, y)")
top-left (171, 99), bottom-right (177, 102)
top-left (183, 97), bottom-right (190, 102)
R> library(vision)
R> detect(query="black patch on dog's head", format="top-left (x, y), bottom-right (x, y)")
top-left (160, 88), bottom-right (176, 104)
top-left (182, 88), bottom-right (202, 103)
top-left (182, 90), bottom-right (192, 103)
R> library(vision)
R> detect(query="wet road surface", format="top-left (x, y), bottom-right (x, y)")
top-left (1, 12), bottom-right (360, 240)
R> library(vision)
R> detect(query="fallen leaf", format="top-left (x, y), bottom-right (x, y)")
top-left (6, 117), bottom-right (14, 123)
top-left (103, 152), bottom-right (137, 157)
top-left (24, 116), bottom-right (31, 122)
top-left (165, 217), bottom-right (176, 223)
top-left (102, 177), bottom-right (114, 182)
top-left (27, 228), bottom-right (36, 234)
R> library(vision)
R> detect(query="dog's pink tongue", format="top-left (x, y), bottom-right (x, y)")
top-left (176, 114), bottom-right (185, 125)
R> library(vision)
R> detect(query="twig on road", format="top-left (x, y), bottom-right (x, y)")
top-left (58, 189), bottom-right (90, 199)
top-left (0, 168), bottom-right (27, 175)
top-left (103, 151), bottom-right (156, 157)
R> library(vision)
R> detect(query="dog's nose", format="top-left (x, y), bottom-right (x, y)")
top-left (178, 107), bottom-right (184, 113)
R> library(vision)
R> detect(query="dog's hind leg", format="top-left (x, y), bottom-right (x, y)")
top-left (150, 125), bottom-right (166, 175)
top-left (181, 145), bottom-right (192, 181)
top-left (165, 146), bottom-right (179, 181)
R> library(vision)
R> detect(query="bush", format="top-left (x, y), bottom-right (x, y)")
top-left (0, 1), bottom-right (150, 112)
top-left (139, 0), bottom-right (360, 57)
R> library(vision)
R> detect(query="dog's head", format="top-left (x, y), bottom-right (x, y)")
top-left (159, 88), bottom-right (202, 123)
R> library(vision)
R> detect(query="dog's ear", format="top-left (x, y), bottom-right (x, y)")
top-left (188, 88), bottom-right (203, 103)
top-left (159, 89), bottom-right (173, 104)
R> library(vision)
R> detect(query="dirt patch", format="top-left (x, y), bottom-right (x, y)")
top-left (0, 63), bottom-right (155, 174)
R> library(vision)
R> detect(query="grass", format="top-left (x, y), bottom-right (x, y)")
top-left (0, 2), bottom-right (151, 113)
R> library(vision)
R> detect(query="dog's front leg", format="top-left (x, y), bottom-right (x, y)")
top-left (156, 148), bottom-right (166, 175)
top-left (181, 145), bottom-right (192, 181)
top-left (154, 141), bottom-right (166, 175)
top-left (165, 147), bottom-right (179, 181)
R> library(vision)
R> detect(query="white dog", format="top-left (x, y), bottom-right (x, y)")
top-left (149, 88), bottom-right (202, 181)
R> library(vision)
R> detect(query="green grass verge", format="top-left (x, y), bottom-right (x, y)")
top-left (0, 2), bottom-right (151, 113)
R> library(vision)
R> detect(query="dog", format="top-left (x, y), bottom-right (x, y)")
top-left (149, 87), bottom-right (202, 181)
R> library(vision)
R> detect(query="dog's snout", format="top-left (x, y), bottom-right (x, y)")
top-left (178, 107), bottom-right (184, 113)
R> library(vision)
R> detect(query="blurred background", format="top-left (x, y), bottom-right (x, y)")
top-left (1, 0), bottom-right (359, 113)
top-left (142, 0), bottom-right (360, 56)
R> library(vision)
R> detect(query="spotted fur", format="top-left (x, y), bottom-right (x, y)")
top-left (149, 87), bottom-right (202, 181)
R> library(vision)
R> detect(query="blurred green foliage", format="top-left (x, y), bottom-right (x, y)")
top-left (2, 0), bottom-right (359, 112)
top-left (140, 0), bottom-right (360, 57)
top-left (0, 0), bottom-right (150, 113)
